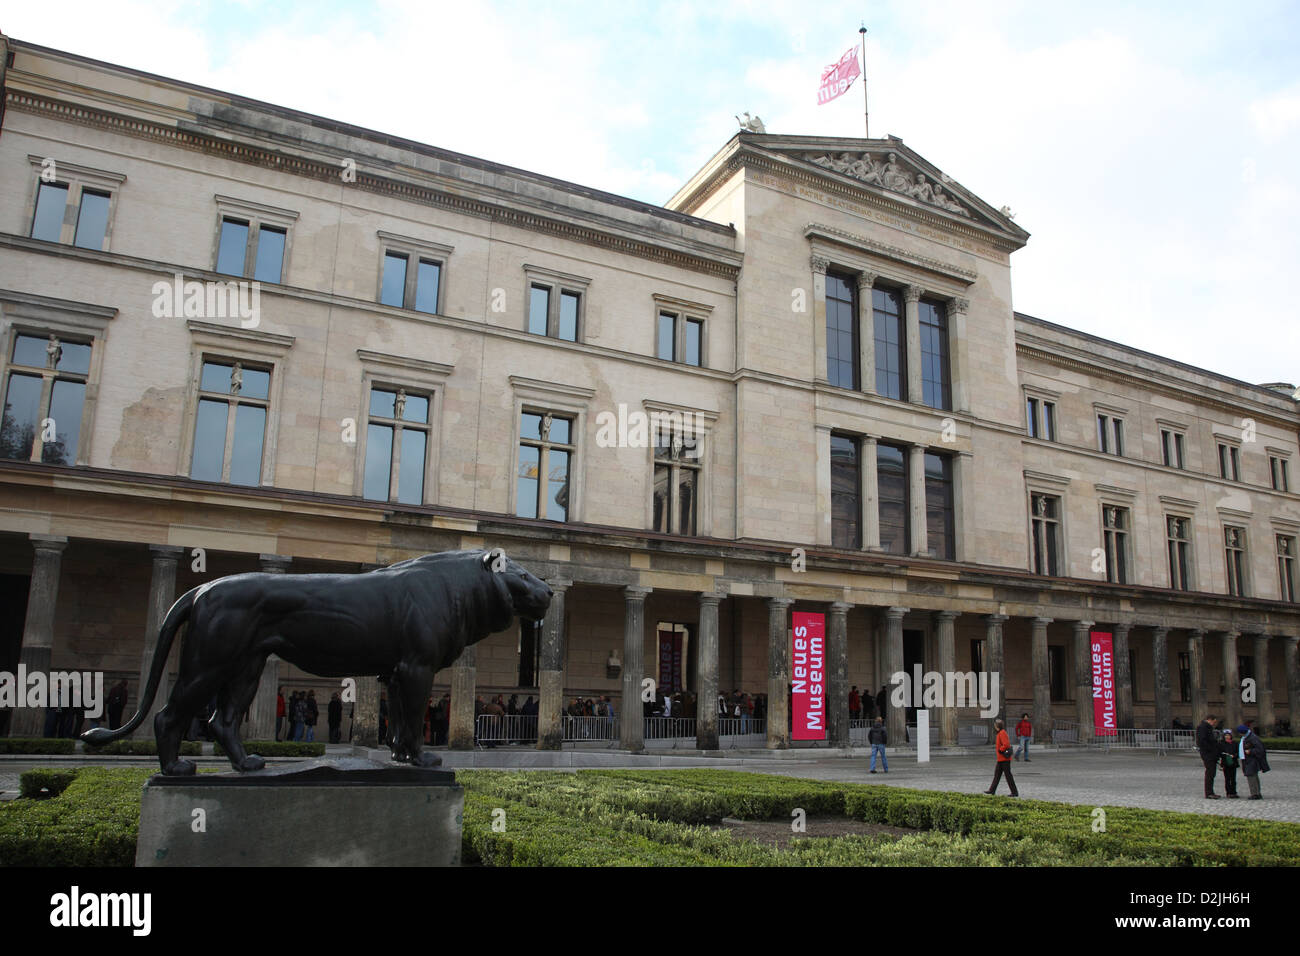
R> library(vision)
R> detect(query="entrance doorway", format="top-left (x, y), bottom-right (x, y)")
top-left (903, 628), bottom-right (925, 723)
top-left (0, 574), bottom-right (30, 737)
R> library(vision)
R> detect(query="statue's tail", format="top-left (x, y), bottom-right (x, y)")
top-left (81, 587), bottom-right (199, 745)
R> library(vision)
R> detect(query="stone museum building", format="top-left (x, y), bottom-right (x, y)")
top-left (1, 33), bottom-right (1297, 751)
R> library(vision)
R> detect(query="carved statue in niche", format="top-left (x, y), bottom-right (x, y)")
top-left (46, 335), bottom-right (61, 369)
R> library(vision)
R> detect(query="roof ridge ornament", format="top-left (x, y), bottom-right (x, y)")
top-left (736, 112), bottom-right (767, 134)
top-left (803, 149), bottom-right (971, 217)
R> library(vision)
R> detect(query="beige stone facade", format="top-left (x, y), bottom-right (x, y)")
top-left (1, 36), bottom-right (1297, 749)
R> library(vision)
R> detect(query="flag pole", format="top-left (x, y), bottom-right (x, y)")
top-left (859, 24), bottom-right (869, 138)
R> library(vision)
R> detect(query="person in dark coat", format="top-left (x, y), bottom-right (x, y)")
top-left (1238, 724), bottom-right (1269, 800)
top-left (1196, 714), bottom-right (1221, 799)
top-left (328, 691), bottom-right (343, 744)
top-left (868, 717), bottom-right (888, 773)
top-left (107, 680), bottom-right (129, 730)
top-left (303, 690), bottom-right (319, 742)
top-left (1218, 728), bottom-right (1240, 798)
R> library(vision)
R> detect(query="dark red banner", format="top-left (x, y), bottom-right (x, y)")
top-left (1091, 631), bottom-right (1116, 736)
top-left (791, 611), bottom-right (825, 740)
top-left (658, 630), bottom-right (681, 695)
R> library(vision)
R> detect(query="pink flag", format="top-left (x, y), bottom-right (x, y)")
top-left (817, 47), bottom-right (861, 105)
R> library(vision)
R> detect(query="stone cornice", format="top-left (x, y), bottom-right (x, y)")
top-left (6, 90), bottom-right (741, 281)
top-left (803, 223), bottom-right (978, 285)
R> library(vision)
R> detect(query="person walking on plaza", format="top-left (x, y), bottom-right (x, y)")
top-left (1013, 713), bottom-right (1033, 761)
top-left (1196, 714), bottom-right (1221, 799)
top-left (1218, 728), bottom-right (1240, 798)
top-left (868, 717), bottom-right (888, 774)
top-left (1238, 724), bottom-right (1270, 800)
top-left (986, 718), bottom-right (1019, 796)
top-left (328, 691), bottom-right (343, 744)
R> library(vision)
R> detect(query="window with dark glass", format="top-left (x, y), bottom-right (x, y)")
top-left (30, 183), bottom-right (69, 242)
top-left (1159, 428), bottom-right (1186, 468)
top-left (918, 299), bottom-right (951, 410)
top-left (517, 411), bottom-right (572, 521)
top-left (877, 442), bottom-right (908, 555)
top-left (191, 360), bottom-right (270, 486)
top-left (1278, 535), bottom-right (1297, 602)
top-left (1, 333), bottom-right (90, 465)
top-left (970, 639), bottom-right (984, 675)
top-left (1270, 455), bottom-right (1290, 492)
top-left (363, 386), bottom-right (430, 505)
top-left (831, 433), bottom-right (860, 549)
top-left (924, 451), bottom-right (954, 559)
top-left (1102, 506), bottom-right (1130, 584)
top-left (1028, 397), bottom-right (1057, 440)
top-left (1225, 526), bottom-right (1247, 597)
top-left (1097, 414), bottom-right (1124, 455)
top-left (684, 319), bottom-right (702, 367)
top-left (825, 273), bottom-right (857, 388)
top-left (1129, 648), bottom-right (1140, 701)
top-left (657, 311), bottom-right (705, 367)
top-left (1167, 515), bottom-right (1192, 590)
top-left (873, 287), bottom-right (904, 400)
top-left (1030, 493), bottom-right (1061, 576)
top-left (1218, 442), bottom-right (1241, 481)
top-left (1048, 645), bottom-right (1067, 702)
top-left (1177, 651), bottom-right (1191, 702)
top-left (653, 428), bottom-right (701, 536)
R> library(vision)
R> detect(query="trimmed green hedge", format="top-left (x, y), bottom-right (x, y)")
top-left (0, 767), bottom-right (152, 866)
top-left (0, 738), bottom-right (76, 755)
top-left (18, 769), bottom-right (79, 799)
top-left (1264, 737), bottom-right (1300, 752)
top-left (213, 741), bottom-right (325, 758)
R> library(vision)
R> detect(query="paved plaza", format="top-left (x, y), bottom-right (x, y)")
top-left (3, 747), bottom-right (1296, 823)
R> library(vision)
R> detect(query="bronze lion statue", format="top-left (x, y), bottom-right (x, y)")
top-left (83, 548), bottom-right (551, 775)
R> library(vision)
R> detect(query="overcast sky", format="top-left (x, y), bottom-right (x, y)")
top-left (6, 0), bottom-right (1298, 390)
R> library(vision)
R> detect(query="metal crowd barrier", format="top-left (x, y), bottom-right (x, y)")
top-left (1092, 727), bottom-right (1195, 755)
top-left (643, 717), bottom-right (696, 746)
top-left (562, 715), bottom-right (620, 745)
top-left (718, 717), bottom-right (766, 748)
top-left (474, 713), bottom-right (538, 746)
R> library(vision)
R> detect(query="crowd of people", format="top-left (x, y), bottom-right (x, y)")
top-left (275, 688), bottom-right (346, 743)
top-left (1196, 715), bottom-right (1271, 800)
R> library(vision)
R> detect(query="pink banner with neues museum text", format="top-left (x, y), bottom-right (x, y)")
top-left (791, 611), bottom-right (826, 740)
top-left (1091, 631), bottom-right (1117, 736)
top-left (817, 47), bottom-right (861, 105)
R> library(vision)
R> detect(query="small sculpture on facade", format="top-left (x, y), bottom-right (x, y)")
top-left (394, 387), bottom-right (407, 420)
top-left (801, 149), bottom-right (971, 216)
top-left (46, 334), bottom-right (61, 369)
top-left (735, 112), bottom-right (766, 134)
top-left (230, 362), bottom-right (243, 394)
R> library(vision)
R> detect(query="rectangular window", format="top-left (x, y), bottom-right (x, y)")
top-left (380, 253), bottom-right (408, 308)
top-left (525, 274), bottom-right (585, 342)
top-left (653, 428), bottom-right (701, 536)
top-left (1218, 443), bottom-right (1241, 481)
top-left (1, 333), bottom-right (91, 465)
top-left (415, 260), bottom-right (441, 315)
top-left (684, 319), bottom-right (702, 367)
top-left (1270, 455), bottom-right (1290, 492)
top-left (918, 299), bottom-right (951, 410)
top-left (252, 226), bottom-right (286, 283)
top-left (1026, 397), bottom-right (1039, 438)
top-left (1097, 414), bottom-right (1124, 456)
top-left (872, 287), bottom-right (904, 401)
top-left (1102, 506), bottom-right (1130, 584)
top-left (830, 433), bottom-right (860, 549)
top-left (1167, 515), bottom-right (1192, 590)
top-left (216, 219), bottom-right (250, 276)
top-left (1178, 651), bottom-right (1191, 703)
top-left (656, 310), bottom-right (706, 367)
top-left (528, 286), bottom-right (550, 336)
top-left (190, 360), bottom-right (270, 486)
top-left (1224, 526), bottom-right (1247, 597)
top-left (657, 313), bottom-right (675, 361)
top-left (363, 387), bottom-right (430, 505)
top-left (1030, 493), bottom-right (1061, 576)
top-left (1026, 397), bottom-right (1056, 441)
top-left (924, 451), bottom-right (954, 559)
top-left (825, 273), bottom-right (857, 389)
top-left (30, 183), bottom-right (69, 242)
top-left (1160, 428), bottom-right (1186, 469)
top-left (876, 442), bottom-right (908, 555)
top-left (517, 411), bottom-right (573, 521)
top-left (1278, 535), bottom-right (1297, 602)
top-left (213, 199), bottom-right (296, 282)
top-left (1043, 401), bottom-right (1056, 441)
top-left (72, 190), bottom-right (111, 250)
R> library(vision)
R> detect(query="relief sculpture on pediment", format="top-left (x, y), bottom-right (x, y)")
top-left (803, 149), bottom-right (971, 217)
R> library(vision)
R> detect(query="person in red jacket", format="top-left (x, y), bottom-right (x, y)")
top-left (275, 686), bottom-right (286, 741)
top-left (1013, 713), bottom-right (1033, 761)
top-left (985, 719), bottom-right (1019, 796)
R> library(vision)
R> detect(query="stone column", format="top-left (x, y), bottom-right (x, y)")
top-left (766, 597), bottom-right (793, 750)
top-left (903, 284), bottom-right (923, 404)
top-left (1285, 636), bottom-right (1300, 734)
top-left (814, 424), bottom-right (833, 546)
top-left (986, 614), bottom-right (1008, 729)
top-left (811, 255), bottom-right (830, 385)
top-left (857, 272), bottom-right (877, 395)
top-left (249, 554), bottom-right (290, 741)
top-left (696, 592), bottom-right (722, 750)
top-left (1253, 633), bottom-right (1274, 733)
top-left (861, 435), bottom-right (881, 551)
top-left (1072, 620), bottom-right (1095, 741)
top-left (135, 543), bottom-right (185, 739)
top-left (948, 296), bottom-right (971, 414)
top-left (1030, 616), bottom-right (1053, 740)
top-left (1152, 627), bottom-right (1171, 731)
top-left (884, 606), bottom-right (908, 748)
top-left (828, 601), bottom-right (851, 749)
top-left (448, 644), bottom-right (477, 750)
top-left (1221, 630), bottom-right (1241, 730)
top-left (1112, 621), bottom-right (1133, 728)
top-left (537, 578), bottom-right (571, 751)
top-left (12, 535), bottom-right (68, 737)
top-left (934, 610), bottom-right (958, 746)
top-left (620, 586), bottom-right (651, 752)
top-left (1187, 628), bottom-right (1206, 723)
top-left (908, 444), bottom-right (928, 556)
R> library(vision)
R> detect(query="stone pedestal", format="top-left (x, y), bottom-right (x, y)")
top-left (136, 758), bottom-right (463, 867)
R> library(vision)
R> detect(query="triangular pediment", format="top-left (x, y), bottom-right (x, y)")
top-left (738, 134), bottom-right (1028, 243)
